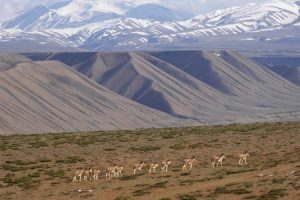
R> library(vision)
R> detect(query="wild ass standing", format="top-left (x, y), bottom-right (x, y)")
top-left (183, 157), bottom-right (196, 170)
top-left (73, 167), bottom-right (84, 182)
top-left (212, 154), bottom-right (226, 167)
top-left (106, 165), bottom-right (118, 179)
top-left (93, 169), bottom-right (100, 180)
top-left (239, 151), bottom-right (250, 166)
top-left (116, 166), bottom-right (124, 178)
top-left (149, 162), bottom-right (159, 174)
top-left (83, 168), bottom-right (94, 181)
top-left (161, 160), bottom-right (171, 172)
top-left (133, 161), bottom-right (146, 175)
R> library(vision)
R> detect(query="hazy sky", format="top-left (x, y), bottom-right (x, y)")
top-left (0, 0), bottom-right (268, 20)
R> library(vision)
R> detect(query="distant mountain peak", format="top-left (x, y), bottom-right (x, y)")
top-left (1, 0), bottom-right (178, 30)
top-left (126, 3), bottom-right (192, 22)
top-left (0, 0), bottom-right (299, 52)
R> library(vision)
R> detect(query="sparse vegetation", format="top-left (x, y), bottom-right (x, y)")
top-left (28, 141), bottom-right (48, 148)
top-left (132, 181), bottom-right (168, 196)
top-left (114, 196), bottom-right (130, 200)
top-left (46, 169), bottom-right (65, 179)
top-left (169, 143), bottom-right (186, 150)
top-left (258, 189), bottom-right (287, 200)
top-left (212, 186), bottom-right (252, 196)
top-left (178, 195), bottom-right (197, 200)
top-left (55, 156), bottom-right (85, 164)
top-left (1, 174), bottom-right (41, 190)
top-left (129, 145), bottom-right (161, 152)
top-left (0, 122), bottom-right (299, 199)
top-left (178, 191), bottom-right (203, 200)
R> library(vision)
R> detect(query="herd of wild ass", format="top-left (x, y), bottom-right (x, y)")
top-left (72, 152), bottom-right (250, 182)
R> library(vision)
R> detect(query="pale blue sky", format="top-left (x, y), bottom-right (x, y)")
top-left (0, 0), bottom-right (268, 20)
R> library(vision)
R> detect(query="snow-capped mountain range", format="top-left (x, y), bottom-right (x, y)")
top-left (0, 0), bottom-right (299, 52)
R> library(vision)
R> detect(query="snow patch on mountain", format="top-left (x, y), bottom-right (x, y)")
top-left (1, 0), bottom-right (165, 30)
top-left (0, 0), bottom-right (299, 51)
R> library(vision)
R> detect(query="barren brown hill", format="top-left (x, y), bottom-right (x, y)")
top-left (0, 53), bottom-right (32, 71)
top-left (219, 51), bottom-right (300, 100)
top-left (25, 51), bottom-right (300, 123)
top-left (152, 51), bottom-right (300, 99)
top-left (0, 56), bottom-right (191, 134)
top-left (24, 52), bottom-right (238, 119)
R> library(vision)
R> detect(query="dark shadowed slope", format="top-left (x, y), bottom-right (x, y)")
top-left (218, 51), bottom-right (300, 105)
top-left (151, 51), bottom-right (235, 94)
top-left (151, 50), bottom-right (300, 106)
top-left (267, 65), bottom-right (300, 86)
top-left (97, 52), bottom-right (244, 119)
top-left (0, 56), bottom-right (192, 134)
top-left (252, 56), bottom-right (300, 86)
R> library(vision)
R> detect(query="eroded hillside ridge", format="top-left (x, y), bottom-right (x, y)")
top-left (1, 50), bottom-right (299, 133)
top-left (0, 53), bottom-right (193, 134)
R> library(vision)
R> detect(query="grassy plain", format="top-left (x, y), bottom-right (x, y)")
top-left (0, 122), bottom-right (299, 200)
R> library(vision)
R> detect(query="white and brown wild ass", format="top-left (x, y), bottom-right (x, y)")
top-left (106, 165), bottom-right (118, 179)
top-left (182, 157), bottom-right (196, 170)
top-left (212, 154), bottom-right (226, 167)
top-left (133, 161), bottom-right (146, 175)
top-left (239, 152), bottom-right (250, 166)
top-left (73, 167), bottom-right (84, 182)
top-left (161, 160), bottom-right (171, 172)
top-left (149, 162), bottom-right (159, 174)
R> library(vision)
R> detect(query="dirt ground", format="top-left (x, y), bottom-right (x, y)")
top-left (0, 122), bottom-right (299, 200)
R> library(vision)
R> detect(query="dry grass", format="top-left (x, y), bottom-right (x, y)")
top-left (0, 122), bottom-right (299, 200)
